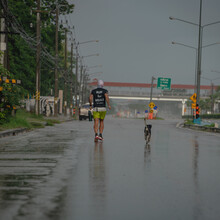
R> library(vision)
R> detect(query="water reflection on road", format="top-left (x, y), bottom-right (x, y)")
top-left (61, 117), bottom-right (220, 220)
top-left (90, 142), bottom-right (106, 217)
top-left (192, 136), bottom-right (202, 220)
top-left (1, 117), bottom-right (220, 220)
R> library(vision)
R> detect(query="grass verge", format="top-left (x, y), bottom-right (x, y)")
top-left (184, 119), bottom-right (194, 125)
top-left (0, 109), bottom-right (61, 131)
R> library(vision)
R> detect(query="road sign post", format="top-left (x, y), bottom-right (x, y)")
top-left (190, 93), bottom-right (197, 103)
top-left (148, 102), bottom-right (155, 109)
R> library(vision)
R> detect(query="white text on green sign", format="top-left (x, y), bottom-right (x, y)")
top-left (157, 77), bottom-right (171, 90)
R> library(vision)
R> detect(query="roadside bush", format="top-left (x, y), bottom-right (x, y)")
top-left (0, 112), bottom-right (7, 124)
top-left (0, 65), bottom-right (26, 122)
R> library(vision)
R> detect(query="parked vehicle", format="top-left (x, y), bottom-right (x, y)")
top-left (79, 103), bottom-right (93, 120)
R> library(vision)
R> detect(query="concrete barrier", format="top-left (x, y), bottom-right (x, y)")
top-left (183, 124), bottom-right (220, 133)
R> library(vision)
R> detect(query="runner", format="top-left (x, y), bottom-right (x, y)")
top-left (89, 80), bottom-right (111, 142)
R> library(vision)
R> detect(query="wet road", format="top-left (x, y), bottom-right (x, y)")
top-left (0, 117), bottom-right (220, 220)
top-left (60, 117), bottom-right (220, 220)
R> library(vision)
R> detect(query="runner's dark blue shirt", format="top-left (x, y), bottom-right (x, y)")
top-left (91, 88), bottom-right (108, 107)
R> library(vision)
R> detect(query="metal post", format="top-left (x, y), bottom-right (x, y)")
top-left (35, 0), bottom-right (41, 115)
top-left (70, 42), bottom-right (73, 115)
top-left (196, 0), bottom-right (202, 108)
top-left (54, 3), bottom-right (59, 116)
top-left (81, 68), bottom-right (86, 103)
top-left (75, 48), bottom-right (78, 108)
top-left (150, 76), bottom-right (155, 103)
top-left (64, 29), bottom-right (67, 116)
top-left (211, 82), bottom-right (214, 114)
top-left (79, 63), bottom-right (83, 105)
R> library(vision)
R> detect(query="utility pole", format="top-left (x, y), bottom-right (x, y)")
top-left (35, 0), bottom-right (41, 115)
top-left (70, 42), bottom-right (73, 116)
top-left (81, 68), bottom-right (86, 104)
top-left (0, 1), bottom-right (6, 67)
top-left (79, 62), bottom-right (83, 105)
top-left (54, 2), bottom-right (59, 116)
top-left (75, 45), bottom-right (78, 109)
top-left (64, 28), bottom-right (68, 116)
top-left (0, 0), bottom-right (8, 69)
top-left (196, 0), bottom-right (202, 120)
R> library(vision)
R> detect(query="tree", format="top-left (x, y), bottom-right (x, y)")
top-left (7, 0), bottom-right (74, 97)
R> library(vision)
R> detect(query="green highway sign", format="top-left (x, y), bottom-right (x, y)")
top-left (157, 77), bottom-right (171, 90)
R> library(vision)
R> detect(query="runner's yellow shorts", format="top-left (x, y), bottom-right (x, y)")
top-left (93, 111), bottom-right (106, 120)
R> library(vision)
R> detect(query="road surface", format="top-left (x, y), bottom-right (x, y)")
top-left (0, 117), bottom-right (220, 220)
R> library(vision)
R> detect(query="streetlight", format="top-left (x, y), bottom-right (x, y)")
top-left (169, 17), bottom-right (220, 32)
top-left (169, 14), bottom-right (220, 102)
top-left (78, 54), bottom-right (100, 105)
top-left (172, 41), bottom-right (198, 93)
top-left (78, 40), bottom-right (99, 45)
top-left (82, 72), bottom-right (103, 103)
top-left (171, 41), bottom-right (220, 93)
top-left (170, 4), bottom-right (220, 121)
top-left (82, 53), bottom-right (99, 58)
top-left (73, 39), bottom-right (99, 109)
top-left (87, 65), bottom-right (102, 69)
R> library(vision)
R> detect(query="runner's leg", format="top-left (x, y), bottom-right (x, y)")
top-left (94, 118), bottom-right (99, 134)
top-left (99, 119), bottom-right (104, 134)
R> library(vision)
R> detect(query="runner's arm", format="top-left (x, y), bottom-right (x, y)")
top-left (89, 94), bottom-right (93, 110)
top-left (105, 93), bottom-right (111, 110)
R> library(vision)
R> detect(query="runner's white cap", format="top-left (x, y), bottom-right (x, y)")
top-left (97, 80), bottom-right (104, 87)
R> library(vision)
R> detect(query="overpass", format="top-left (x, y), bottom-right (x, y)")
top-left (88, 81), bottom-right (218, 90)
top-left (88, 81), bottom-right (216, 116)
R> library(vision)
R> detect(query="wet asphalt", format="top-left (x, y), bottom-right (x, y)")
top-left (0, 117), bottom-right (220, 220)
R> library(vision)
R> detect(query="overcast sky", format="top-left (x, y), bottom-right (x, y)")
top-left (66, 0), bottom-right (220, 86)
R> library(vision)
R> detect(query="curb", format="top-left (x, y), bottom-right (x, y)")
top-left (183, 124), bottom-right (220, 133)
top-left (0, 118), bottom-right (75, 139)
top-left (0, 128), bottom-right (29, 138)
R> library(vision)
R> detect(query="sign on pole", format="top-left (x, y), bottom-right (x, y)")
top-left (191, 103), bottom-right (196, 109)
top-left (149, 102), bottom-right (155, 109)
top-left (157, 77), bottom-right (171, 90)
top-left (190, 93), bottom-right (197, 103)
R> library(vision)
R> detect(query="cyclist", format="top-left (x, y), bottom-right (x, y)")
top-left (89, 80), bottom-right (111, 141)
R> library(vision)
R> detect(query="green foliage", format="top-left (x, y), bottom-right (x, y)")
top-left (199, 114), bottom-right (220, 119)
top-left (7, 0), bottom-right (75, 97)
top-left (0, 59), bottom-right (26, 122)
top-left (199, 99), bottom-right (211, 114)
top-left (9, 35), bottom-right (36, 94)
top-left (184, 119), bottom-right (194, 125)
top-left (1, 109), bottom-right (31, 129)
top-left (204, 123), bottom-right (215, 128)
top-left (0, 112), bottom-right (7, 124)
top-left (0, 109), bottom-right (60, 129)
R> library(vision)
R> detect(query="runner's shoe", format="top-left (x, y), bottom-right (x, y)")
top-left (94, 133), bottom-right (99, 142)
top-left (98, 133), bottom-right (104, 140)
